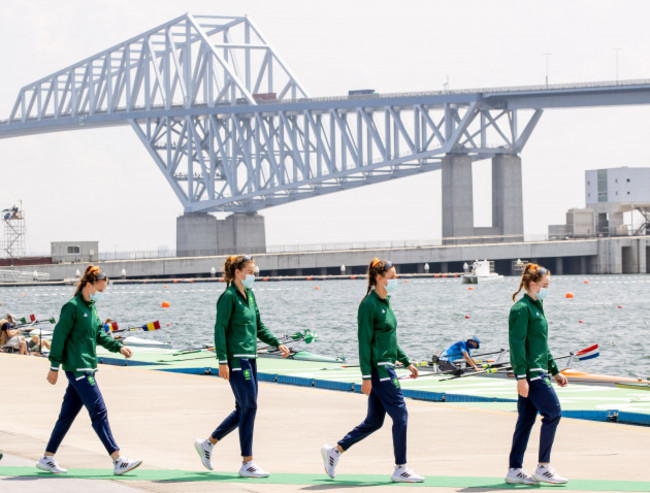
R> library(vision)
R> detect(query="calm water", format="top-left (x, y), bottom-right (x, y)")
top-left (1, 275), bottom-right (648, 379)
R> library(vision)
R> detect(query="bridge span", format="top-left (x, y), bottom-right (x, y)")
top-left (3, 14), bottom-right (650, 254)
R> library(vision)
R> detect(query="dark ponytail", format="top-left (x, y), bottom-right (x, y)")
top-left (223, 255), bottom-right (254, 286)
top-left (512, 263), bottom-right (551, 302)
top-left (74, 265), bottom-right (108, 296)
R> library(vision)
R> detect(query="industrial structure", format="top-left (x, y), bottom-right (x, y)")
top-left (2, 14), bottom-right (650, 259)
top-left (549, 167), bottom-right (650, 239)
top-left (1, 202), bottom-right (26, 258)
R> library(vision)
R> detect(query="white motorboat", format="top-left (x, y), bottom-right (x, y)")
top-left (461, 260), bottom-right (503, 284)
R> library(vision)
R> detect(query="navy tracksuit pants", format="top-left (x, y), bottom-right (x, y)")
top-left (509, 373), bottom-right (562, 468)
top-left (212, 358), bottom-right (258, 457)
top-left (338, 366), bottom-right (408, 465)
top-left (46, 372), bottom-right (119, 455)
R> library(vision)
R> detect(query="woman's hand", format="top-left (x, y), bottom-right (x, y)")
top-left (47, 370), bottom-right (58, 386)
top-left (407, 364), bottom-right (419, 379)
top-left (219, 363), bottom-right (230, 380)
top-left (120, 347), bottom-right (132, 359)
top-left (554, 373), bottom-right (568, 387)
top-left (361, 379), bottom-right (372, 396)
top-left (517, 379), bottom-right (529, 398)
top-left (278, 345), bottom-right (291, 358)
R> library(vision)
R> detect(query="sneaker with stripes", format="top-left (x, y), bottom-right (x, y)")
top-left (194, 438), bottom-right (214, 470)
top-left (36, 455), bottom-right (67, 474)
top-left (238, 460), bottom-right (269, 478)
top-left (391, 464), bottom-right (425, 483)
top-left (505, 467), bottom-right (539, 485)
top-left (533, 464), bottom-right (568, 484)
top-left (113, 456), bottom-right (143, 476)
top-left (320, 444), bottom-right (340, 479)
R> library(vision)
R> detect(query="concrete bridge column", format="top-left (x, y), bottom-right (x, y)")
top-left (176, 213), bottom-right (218, 257)
top-left (176, 212), bottom-right (266, 257)
top-left (492, 154), bottom-right (523, 241)
top-left (442, 154), bottom-right (474, 244)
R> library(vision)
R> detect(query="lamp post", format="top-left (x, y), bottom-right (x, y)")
top-left (613, 47), bottom-right (621, 84)
top-left (543, 53), bottom-right (551, 87)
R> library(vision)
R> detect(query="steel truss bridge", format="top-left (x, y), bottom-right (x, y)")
top-left (3, 14), bottom-right (650, 215)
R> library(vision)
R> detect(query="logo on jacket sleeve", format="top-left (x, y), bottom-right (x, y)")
top-left (84, 313), bottom-right (88, 317)
top-left (243, 369), bottom-right (252, 381)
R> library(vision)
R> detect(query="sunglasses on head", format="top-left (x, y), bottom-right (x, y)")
top-left (371, 258), bottom-right (393, 271)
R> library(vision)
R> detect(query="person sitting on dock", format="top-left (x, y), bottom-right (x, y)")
top-left (436, 337), bottom-right (481, 375)
top-left (28, 334), bottom-right (51, 355)
top-left (0, 318), bottom-right (28, 355)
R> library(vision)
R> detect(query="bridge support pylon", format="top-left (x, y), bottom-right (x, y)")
top-left (442, 154), bottom-right (523, 244)
top-left (176, 213), bottom-right (266, 258)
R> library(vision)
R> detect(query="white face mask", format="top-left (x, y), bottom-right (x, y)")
top-left (241, 274), bottom-right (255, 289)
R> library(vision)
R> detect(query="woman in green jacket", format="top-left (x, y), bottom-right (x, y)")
top-left (506, 263), bottom-right (568, 485)
top-left (195, 255), bottom-right (289, 478)
top-left (37, 265), bottom-right (142, 476)
top-left (321, 258), bottom-right (424, 483)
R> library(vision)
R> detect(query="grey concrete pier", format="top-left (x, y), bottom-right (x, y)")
top-left (177, 212), bottom-right (266, 256)
top-left (442, 154), bottom-right (523, 244)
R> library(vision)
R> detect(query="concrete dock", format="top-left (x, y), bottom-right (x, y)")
top-left (1, 353), bottom-right (649, 492)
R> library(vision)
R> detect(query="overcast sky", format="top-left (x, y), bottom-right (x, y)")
top-left (1, 0), bottom-right (649, 255)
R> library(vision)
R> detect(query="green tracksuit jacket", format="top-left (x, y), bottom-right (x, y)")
top-left (214, 284), bottom-right (281, 363)
top-left (509, 293), bottom-right (559, 381)
top-left (48, 292), bottom-right (123, 375)
top-left (358, 290), bottom-right (411, 380)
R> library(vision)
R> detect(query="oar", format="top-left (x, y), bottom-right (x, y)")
top-left (106, 321), bottom-right (161, 333)
top-left (18, 317), bottom-right (56, 331)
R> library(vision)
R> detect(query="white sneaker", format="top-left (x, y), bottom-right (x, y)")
top-left (505, 467), bottom-right (539, 485)
top-left (533, 464), bottom-right (568, 484)
top-left (36, 455), bottom-right (67, 474)
top-left (113, 456), bottom-right (143, 475)
top-left (194, 438), bottom-right (213, 470)
top-left (239, 460), bottom-right (269, 478)
top-left (391, 465), bottom-right (425, 483)
top-left (321, 444), bottom-right (340, 479)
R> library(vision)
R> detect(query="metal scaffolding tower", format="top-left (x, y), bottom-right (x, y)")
top-left (1, 202), bottom-right (26, 258)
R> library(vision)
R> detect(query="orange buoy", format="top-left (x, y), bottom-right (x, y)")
top-left (161, 301), bottom-right (170, 308)
top-left (468, 286), bottom-right (474, 290)
top-left (584, 280), bottom-right (589, 284)
top-left (617, 305), bottom-right (622, 309)
top-left (190, 279), bottom-right (194, 283)
top-left (314, 286), bottom-right (320, 290)
top-left (164, 285), bottom-right (168, 289)
top-left (166, 323), bottom-right (171, 326)
top-left (565, 292), bottom-right (574, 299)
top-left (578, 320), bottom-right (583, 323)
top-left (434, 273), bottom-right (440, 278)
top-left (465, 315), bottom-right (470, 319)
top-left (405, 280), bottom-right (409, 283)
top-left (263, 277), bottom-right (269, 282)
top-left (20, 293), bottom-right (25, 297)
top-left (442, 273), bottom-right (447, 278)
top-left (173, 279), bottom-right (179, 284)
top-left (306, 276), bottom-right (313, 281)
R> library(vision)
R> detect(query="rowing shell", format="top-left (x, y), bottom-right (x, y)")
top-left (560, 368), bottom-right (650, 388)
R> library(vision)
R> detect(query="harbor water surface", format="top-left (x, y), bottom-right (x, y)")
top-left (1, 274), bottom-right (648, 379)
